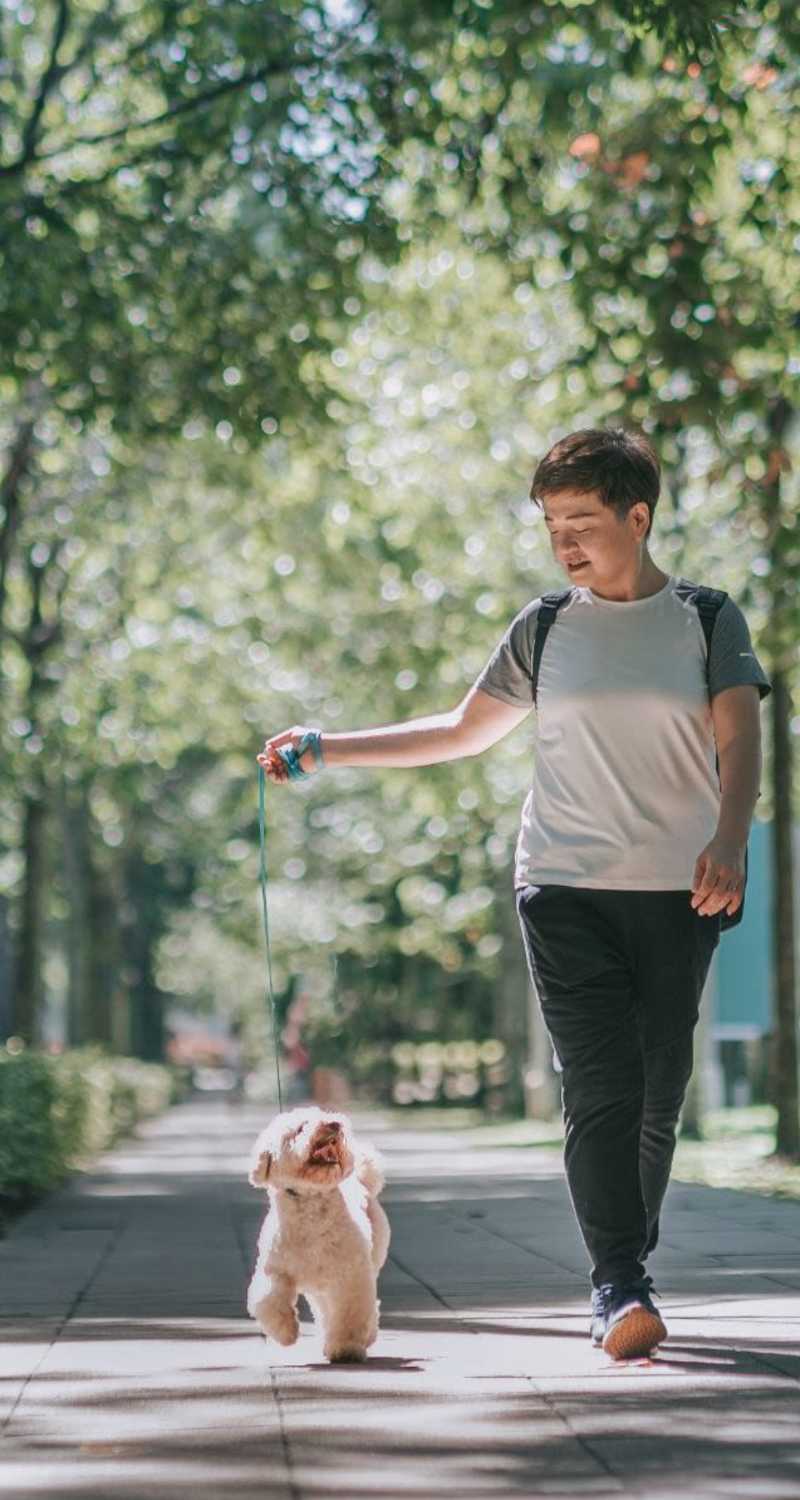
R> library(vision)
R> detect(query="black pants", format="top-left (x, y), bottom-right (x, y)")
top-left (516, 884), bottom-right (721, 1288)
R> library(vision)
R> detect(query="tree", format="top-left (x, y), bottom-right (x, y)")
top-left (2, 0), bottom-right (797, 1084)
top-left (0, 0), bottom-right (441, 1046)
top-left (390, 0), bottom-right (799, 1144)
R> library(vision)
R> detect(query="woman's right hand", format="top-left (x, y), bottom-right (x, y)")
top-left (256, 726), bottom-right (319, 783)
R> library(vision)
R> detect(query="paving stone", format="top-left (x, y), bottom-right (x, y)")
top-left (1, 1098), bottom-right (800, 1498)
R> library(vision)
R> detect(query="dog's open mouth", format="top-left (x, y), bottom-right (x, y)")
top-left (308, 1135), bottom-right (340, 1166)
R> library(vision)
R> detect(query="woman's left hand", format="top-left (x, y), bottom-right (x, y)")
top-left (691, 836), bottom-right (747, 917)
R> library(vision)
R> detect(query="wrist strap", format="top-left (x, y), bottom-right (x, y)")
top-left (277, 728), bottom-right (324, 781)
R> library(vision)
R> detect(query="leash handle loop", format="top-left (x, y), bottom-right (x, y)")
top-left (276, 728), bottom-right (324, 781)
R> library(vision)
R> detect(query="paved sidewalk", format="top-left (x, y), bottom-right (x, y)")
top-left (2, 1098), bottom-right (800, 1498)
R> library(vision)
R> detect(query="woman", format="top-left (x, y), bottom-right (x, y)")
top-left (257, 425), bottom-right (771, 1359)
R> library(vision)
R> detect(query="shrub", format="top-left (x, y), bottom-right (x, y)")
top-left (0, 1045), bottom-right (177, 1205)
top-left (52, 1049), bottom-right (173, 1158)
top-left (0, 1052), bottom-right (63, 1197)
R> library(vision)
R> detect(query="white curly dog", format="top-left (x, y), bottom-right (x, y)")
top-left (246, 1105), bottom-right (391, 1362)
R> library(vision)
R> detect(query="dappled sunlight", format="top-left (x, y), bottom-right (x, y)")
top-left (1, 0), bottom-right (798, 1490)
top-left (3, 1100), bottom-right (800, 1497)
top-left (82, 1181), bottom-right (177, 1198)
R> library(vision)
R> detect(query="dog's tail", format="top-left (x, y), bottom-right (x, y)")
top-left (355, 1144), bottom-right (385, 1197)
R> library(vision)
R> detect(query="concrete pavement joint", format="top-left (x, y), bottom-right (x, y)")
top-left (445, 1203), bottom-right (589, 1286)
top-left (231, 1161), bottom-right (311, 1497)
top-left (526, 1377), bottom-right (626, 1493)
top-left (385, 1251), bottom-right (454, 1310)
top-left (4, 1100), bottom-right (800, 1497)
top-left (0, 1210), bottom-right (127, 1437)
top-left (269, 1363), bottom-right (303, 1500)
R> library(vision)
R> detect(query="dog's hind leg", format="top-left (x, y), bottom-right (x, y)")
top-left (248, 1271), bottom-right (299, 1346)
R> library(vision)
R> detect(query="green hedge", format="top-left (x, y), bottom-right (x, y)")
top-left (0, 1046), bottom-right (177, 1204)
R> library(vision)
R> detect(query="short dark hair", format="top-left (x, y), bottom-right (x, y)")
top-left (529, 428), bottom-right (660, 539)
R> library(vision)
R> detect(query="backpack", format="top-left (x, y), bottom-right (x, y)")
top-left (530, 580), bottom-right (746, 932)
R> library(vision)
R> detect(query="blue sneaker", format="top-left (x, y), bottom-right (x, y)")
top-left (590, 1275), bottom-right (667, 1359)
top-left (590, 1286), bottom-right (608, 1347)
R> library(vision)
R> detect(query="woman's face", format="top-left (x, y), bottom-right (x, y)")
top-left (541, 487), bottom-right (650, 590)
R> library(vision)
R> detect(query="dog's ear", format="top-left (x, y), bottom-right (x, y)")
top-left (249, 1150), bottom-right (272, 1187)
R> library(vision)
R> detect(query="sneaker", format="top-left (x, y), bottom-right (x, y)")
top-left (590, 1276), bottom-right (667, 1360)
top-left (590, 1286), bottom-right (608, 1347)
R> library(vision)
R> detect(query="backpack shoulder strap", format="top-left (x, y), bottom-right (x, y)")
top-left (531, 589), bottom-right (574, 708)
top-left (674, 580), bottom-right (729, 672)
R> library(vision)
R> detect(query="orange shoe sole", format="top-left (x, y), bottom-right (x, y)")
top-left (602, 1305), bottom-right (667, 1360)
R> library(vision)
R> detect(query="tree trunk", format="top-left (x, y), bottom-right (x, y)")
top-left (130, 978), bottom-right (164, 1063)
top-left (679, 948), bottom-right (718, 1140)
top-left (87, 847), bottom-right (124, 1050)
top-left (771, 667), bottom-right (799, 1157)
top-left (61, 775), bottom-right (120, 1049)
top-left (13, 784), bottom-right (48, 1043)
top-left (120, 852), bottom-right (164, 1062)
top-left (0, 408), bottom-right (37, 645)
top-left (61, 777), bottom-right (95, 1046)
top-left (493, 874), bottom-right (531, 1115)
top-left (679, 1021), bottom-right (703, 1141)
top-left (508, 881), bottom-right (560, 1121)
top-left (0, 895), bottom-right (12, 1040)
top-left (762, 397), bottom-right (799, 1159)
top-left (11, 543), bottom-right (64, 1043)
top-left (524, 979), bottom-right (560, 1121)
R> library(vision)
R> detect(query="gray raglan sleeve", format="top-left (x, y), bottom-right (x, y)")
top-left (708, 597), bottom-right (771, 701)
top-left (472, 600), bottom-right (541, 708)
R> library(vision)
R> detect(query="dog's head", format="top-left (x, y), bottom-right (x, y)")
top-left (248, 1106), bottom-right (355, 1194)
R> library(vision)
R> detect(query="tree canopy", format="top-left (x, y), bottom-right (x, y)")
top-left (0, 0), bottom-right (796, 1113)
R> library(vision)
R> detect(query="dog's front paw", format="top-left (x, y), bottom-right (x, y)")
top-left (267, 1310), bottom-right (300, 1347)
top-left (324, 1341), bottom-right (368, 1364)
top-left (255, 1299), bottom-right (300, 1346)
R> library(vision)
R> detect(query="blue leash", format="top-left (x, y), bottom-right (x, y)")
top-left (257, 730), bottom-right (325, 1110)
top-left (256, 768), bottom-right (282, 1110)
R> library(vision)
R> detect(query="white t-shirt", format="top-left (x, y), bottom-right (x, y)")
top-left (475, 575), bottom-right (771, 891)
